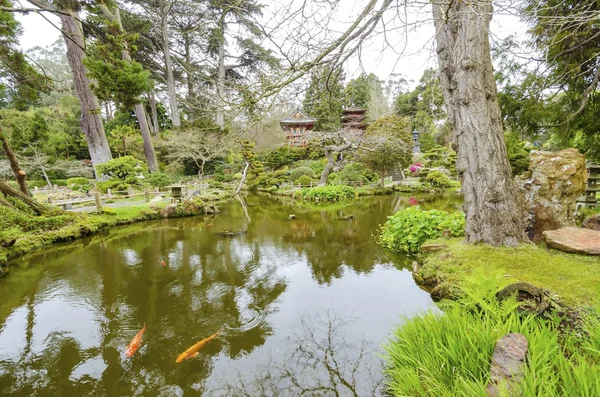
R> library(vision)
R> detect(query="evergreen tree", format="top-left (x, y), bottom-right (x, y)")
top-left (303, 66), bottom-right (344, 131)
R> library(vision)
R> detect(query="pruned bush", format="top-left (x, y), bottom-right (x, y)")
top-left (294, 185), bottom-right (355, 202)
top-left (288, 166), bottom-right (317, 182)
top-left (66, 177), bottom-right (90, 186)
top-left (379, 207), bottom-right (465, 253)
top-left (96, 156), bottom-right (145, 184)
top-left (295, 175), bottom-right (314, 186)
top-left (425, 169), bottom-right (452, 187)
top-left (144, 172), bottom-right (172, 188)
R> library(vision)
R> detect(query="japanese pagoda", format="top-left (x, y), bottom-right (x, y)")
top-left (280, 109), bottom-right (316, 147)
top-left (341, 107), bottom-right (367, 134)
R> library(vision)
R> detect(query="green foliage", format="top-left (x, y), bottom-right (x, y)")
top-left (379, 207), bottom-right (465, 253)
top-left (343, 73), bottom-right (388, 120)
top-left (143, 172), bottom-right (171, 188)
top-left (262, 145), bottom-right (307, 169)
top-left (384, 284), bottom-right (600, 396)
top-left (96, 156), bottom-right (144, 184)
top-left (85, 20), bottom-right (151, 108)
top-left (287, 166), bottom-right (317, 182)
top-left (96, 180), bottom-right (131, 194)
top-left (294, 185), bottom-right (355, 202)
top-left (294, 175), bottom-right (313, 186)
top-left (329, 162), bottom-right (377, 184)
top-left (421, 145), bottom-right (457, 175)
top-left (505, 132), bottom-right (531, 175)
top-left (66, 177), bottom-right (89, 186)
top-left (425, 170), bottom-right (451, 187)
top-left (303, 66), bottom-right (344, 131)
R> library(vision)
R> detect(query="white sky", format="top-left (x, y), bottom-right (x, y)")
top-left (15, 0), bottom-right (528, 90)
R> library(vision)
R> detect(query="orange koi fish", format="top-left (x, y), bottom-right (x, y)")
top-left (204, 223), bottom-right (213, 228)
top-left (176, 328), bottom-right (221, 363)
top-left (161, 260), bottom-right (166, 266)
top-left (125, 323), bottom-right (146, 357)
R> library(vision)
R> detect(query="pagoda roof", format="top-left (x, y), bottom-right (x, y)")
top-left (280, 108), bottom-right (316, 126)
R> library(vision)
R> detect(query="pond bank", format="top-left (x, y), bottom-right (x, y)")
top-left (412, 238), bottom-right (600, 309)
top-left (0, 194), bottom-right (231, 268)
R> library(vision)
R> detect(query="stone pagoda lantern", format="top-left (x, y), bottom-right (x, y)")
top-left (280, 109), bottom-right (316, 147)
top-left (341, 108), bottom-right (367, 134)
top-left (576, 162), bottom-right (599, 210)
top-left (412, 129), bottom-right (421, 154)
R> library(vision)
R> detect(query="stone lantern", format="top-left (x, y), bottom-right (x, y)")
top-left (280, 109), bottom-right (316, 147)
top-left (412, 129), bottom-right (421, 154)
top-left (577, 162), bottom-right (599, 210)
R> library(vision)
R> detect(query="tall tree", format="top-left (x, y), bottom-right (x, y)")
top-left (343, 73), bottom-right (388, 121)
top-left (87, 3), bottom-right (158, 172)
top-left (23, 0), bottom-right (113, 169)
top-left (303, 66), bottom-right (345, 132)
top-left (432, 0), bottom-right (527, 246)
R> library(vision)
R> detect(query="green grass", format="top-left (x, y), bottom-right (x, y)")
top-left (384, 280), bottom-right (600, 396)
top-left (415, 238), bottom-right (600, 307)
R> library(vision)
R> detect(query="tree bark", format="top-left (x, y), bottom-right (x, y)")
top-left (183, 32), bottom-right (195, 120)
top-left (380, 168), bottom-right (385, 188)
top-left (236, 161), bottom-right (250, 194)
top-left (1, 131), bottom-right (29, 195)
top-left (134, 103), bottom-right (158, 172)
top-left (149, 91), bottom-right (160, 135)
top-left (58, 11), bottom-right (113, 168)
top-left (159, 2), bottom-right (180, 128)
top-left (319, 141), bottom-right (352, 186)
top-left (0, 181), bottom-right (49, 215)
top-left (216, 37), bottom-right (226, 127)
top-left (432, 0), bottom-right (526, 246)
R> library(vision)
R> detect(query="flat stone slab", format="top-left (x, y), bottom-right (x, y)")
top-left (543, 227), bottom-right (600, 255)
top-left (486, 333), bottom-right (528, 396)
top-left (420, 243), bottom-right (448, 253)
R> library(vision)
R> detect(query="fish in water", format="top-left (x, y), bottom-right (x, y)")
top-left (176, 328), bottom-right (222, 363)
top-left (204, 223), bottom-right (213, 228)
top-left (161, 260), bottom-right (166, 266)
top-left (125, 323), bottom-right (146, 357)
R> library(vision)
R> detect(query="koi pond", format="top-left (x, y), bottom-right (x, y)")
top-left (0, 193), bottom-right (461, 396)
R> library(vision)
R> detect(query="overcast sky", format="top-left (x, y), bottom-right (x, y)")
top-left (15, 0), bottom-right (528, 90)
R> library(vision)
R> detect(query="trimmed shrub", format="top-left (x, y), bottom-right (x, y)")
top-left (144, 172), bottom-right (172, 188)
top-left (295, 175), bottom-right (314, 186)
top-left (66, 177), bottom-right (90, 186)
top-left (294, 185), bottom-right (355, 202)
top-left (425, 169), bottom-right (452, 187)
top-left (288, 166), bottom-right (317, 182)
top-left (379, 206), bottom-right (465, 253)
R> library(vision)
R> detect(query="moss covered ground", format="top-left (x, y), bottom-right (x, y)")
top-left (0, 194), bottom-right (231, 267)
top-left (415, 238), bottom-right (600, 307)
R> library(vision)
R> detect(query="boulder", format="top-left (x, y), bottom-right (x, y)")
top-left (150, 195), bottom-right (164, 203)
top-left (486, 333), bottom-right (528, 397)
top-left (420, 243), bottom-right (448, 253)
top-left (516, 149), bottom-right (587, 242)
top-left (543, 227), bottom-right (600, 255)
top-left (583, 214), bottom-right (600, 231)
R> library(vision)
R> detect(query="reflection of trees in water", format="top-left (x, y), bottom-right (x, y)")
top-left (0, 218), bottom-right (288, 395)
top-left (211, 310), bottom-right (384, 396)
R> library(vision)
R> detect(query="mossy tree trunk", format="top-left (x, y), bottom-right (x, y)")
top-left (0, 130), bottom-right (28, 195)
top-left (432, 0), bottom-right (527, 246)
top-left (319, 142), bottom-right (352, 186)
top-left (0, 181), bottom-right (49, 215)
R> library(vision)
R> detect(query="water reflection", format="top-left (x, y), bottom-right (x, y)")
top-left (0, 193), bottom-right (457, 395)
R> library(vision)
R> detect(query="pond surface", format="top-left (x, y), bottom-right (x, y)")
top-left (0, 192), bottom-right (461, 396)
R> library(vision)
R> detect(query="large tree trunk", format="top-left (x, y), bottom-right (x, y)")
top-left (432, 0), bottom-right (526, 246)
top-left (58, 11), bottom-right (113, 168)
top-left (160, 9), bottom-right (180, 128)
top-left (1, 131), bottom-right (29, 195)
top-left (183, 33), bottom-right (195, 121)
top-left (319, 142), bottom-right (352, 186)
top-left (215, 37), bottom-right (226, 127)
top-left (134, 103), bottom-right (158, 172)
top-left (149, 91), bottom-right (160, 135)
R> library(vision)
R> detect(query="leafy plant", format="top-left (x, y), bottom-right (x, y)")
top-left (144, 172), bottom-right (171, 188)
top-left (294, 185), bottom-right (355, 202)
top-left (96, 156), bottom-right (144, 184)
top-left (384, 283), bottom-right (600, 396)
top-left (66, 177), bottom-right (90, 186)
top-left (288, 166), bottom-right (317, 182)
top-left (379, 206), bottom-right (465, 253)
top-left (425, 169), bottom-right (452, 187)
top-left (295, 175), bottom-right (314, 186)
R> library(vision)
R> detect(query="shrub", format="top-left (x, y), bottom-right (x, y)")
top-left (208, 181), bottom-right (224, 189)
top-left (66, 177), bottom-right (90, 186)
top-left (288, 166), bottom-right (317, 182)
top-left (96, 156), bottom-right (145, 184)
top-left (384, 285), bottom-right (600, 396)
top-left (379, 206), bottom-right (465, 253)
top-left (96, 180), bottom-right (131, 194)
top-left (295, 175), bottom-right (314, 186)
top-left (425, 169), bottom-right (452, 187)
top-left (262, 146), bottom-right (307, 169)
top-left (144, 172), bottom-right (172, 188)
top-left (294, 185), bottom-right (355, 202)
top-left (336, 162), bottom-right (377, 183)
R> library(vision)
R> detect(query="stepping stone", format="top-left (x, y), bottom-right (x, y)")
top-left (543, 227), bottom-right (600, 255)
top-left (486, 333), bottom-right (528, 397)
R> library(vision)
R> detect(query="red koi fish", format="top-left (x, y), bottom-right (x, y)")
top-left (125, 323), bottom-right (146, 357)
top-left (176, 328), bottom-right (221, 363)
top-left (161, 260), bottom-right (166, 266)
